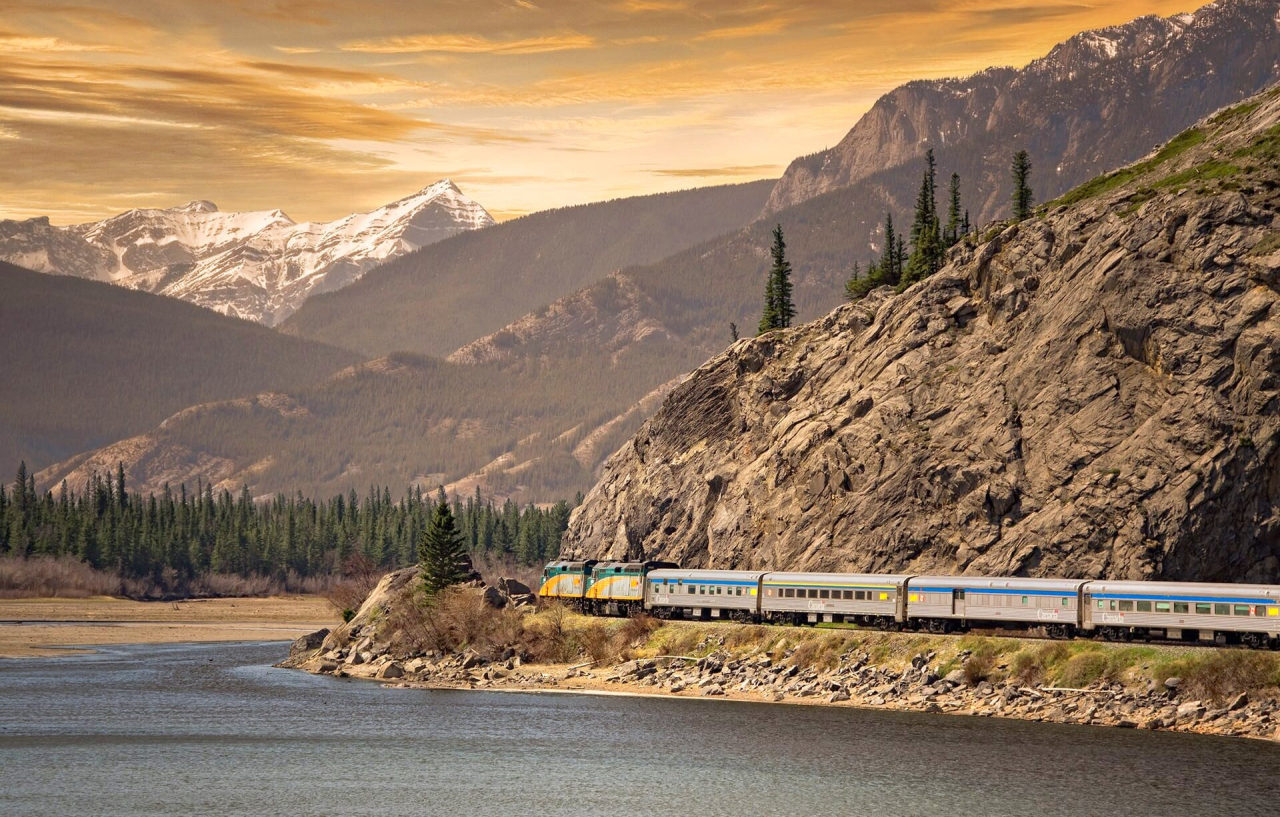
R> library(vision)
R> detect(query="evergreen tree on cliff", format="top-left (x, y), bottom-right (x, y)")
top-left (758, 224), bottom-right (795, 334)
top-left (1012, 150), bottom-right (1034, 221)
top-left (905, 149), bottom-right (944, 285)
top-left (419, 500), bottom-right (469, 594)
top-left (944, 173), bottom-right (963, 247)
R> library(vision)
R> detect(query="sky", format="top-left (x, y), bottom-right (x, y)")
top-left (0, 0), bottom-right (1201, 224)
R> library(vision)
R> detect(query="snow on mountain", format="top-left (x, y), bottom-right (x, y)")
top-left (0, 180), bottom-right (494, 324)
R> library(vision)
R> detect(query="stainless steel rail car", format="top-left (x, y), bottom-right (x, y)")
top-left (1083, 581), bottom-right (1280, 647)
top-left (760, 572), bottom-right (909, 627)
top-left (645, 569), bottom-right (764, 621)
top-left (907, 577), bottom-right (1086, 638)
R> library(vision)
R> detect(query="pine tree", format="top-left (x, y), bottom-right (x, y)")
top-left (419, 500), bottom-right (469, 594)
top-left (843, 261), bottom-right (862, 301)
top-left (962, 209), bottom-right (972, 239)
top-left (757, 224), bottom-right (795, 334)
top-left (905, 150), bottom-right (944, 286)
top-left (1012, 150), bottom-right (1033, 221)
top-left (944, 173), bottom-right (962, 247)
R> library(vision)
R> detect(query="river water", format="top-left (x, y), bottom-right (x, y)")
top-left (1, 641), bottom-right (1278, 816)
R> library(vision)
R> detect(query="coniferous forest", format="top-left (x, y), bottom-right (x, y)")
top-left (0, 461), bottom-right (574, 594)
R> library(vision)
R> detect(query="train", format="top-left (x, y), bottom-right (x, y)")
top-left (538, 559), bottom-right (1280, 649)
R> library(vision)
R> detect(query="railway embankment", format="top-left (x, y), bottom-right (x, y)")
top-left (282, 571), bottom-right (1280, 741)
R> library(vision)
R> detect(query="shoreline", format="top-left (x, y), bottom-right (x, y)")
top-left (285, 640), bottom-right (1280, 743)
top-left (0, 595), bottom-right (337, 657)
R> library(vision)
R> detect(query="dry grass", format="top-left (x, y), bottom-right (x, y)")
top-left (0, 555), bottom-right (335, 600)
top-left (1153, 650), bottom-right (1280, 703)
top-left (0, 555), bottom-right (121, 598)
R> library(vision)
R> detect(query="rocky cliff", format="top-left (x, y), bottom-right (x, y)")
top-left (562, 90), bottom-right (1280, 582)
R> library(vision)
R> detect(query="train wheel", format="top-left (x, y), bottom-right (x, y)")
top-left (1242, 632), bottom-right (1266, 650)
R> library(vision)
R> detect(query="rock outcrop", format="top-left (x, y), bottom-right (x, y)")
top-left (562, 89), bottom-right (1280, 582)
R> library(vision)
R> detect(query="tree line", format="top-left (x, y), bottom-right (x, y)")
top-left (755, 147), bottom-right (1035, 333)
top-left (0, 461), bottom-right (575, 588)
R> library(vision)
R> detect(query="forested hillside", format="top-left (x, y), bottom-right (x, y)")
top-left (0, 263), bottom-right (361, 473)
top-left (2, 463), bottom-right (571, 595)
top-left (281, 180), bottom-right (775, 357)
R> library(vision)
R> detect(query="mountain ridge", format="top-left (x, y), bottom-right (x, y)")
top-left (765, 0), bottom-right (1280, 220)
top-left (0, 180), bottom-right (493, 325)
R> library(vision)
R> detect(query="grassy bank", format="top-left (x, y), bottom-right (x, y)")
top-left (350, 583), bottom-right (1280, 706)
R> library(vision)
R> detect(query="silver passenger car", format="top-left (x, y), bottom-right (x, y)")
top-left (760, 572), bottom-right (910, 625)
top-left (645, 569), bottom-right (764, 621)
top-left (1083, 581), bottom-right (1280, 646)
top-left (907, 576), bottom-right (1085, 635)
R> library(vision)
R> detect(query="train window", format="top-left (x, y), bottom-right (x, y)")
top-left (1257, 606), bottom-right (1271, 617)
top-left (1174, 602), bottom-right (1189, 614)
top-left (1109, 600), bottom-right (1118, 611)
top-left (956, 590), bottom-right (966, 600)
top-left (1195, 603), bottom-right (1211, 614)
top-left (1136, 601), bottom-right (1152, 612)
top-left (781, 588), bottom-right (791, 598)
top-left (1235, 605), bottom-right (1251, 616)
top-left (1062, 598), bottom-right (1071, 607)
top-left (1021, 596), bottom-right (1028, 606)
top-left (819, 590), bottom-right (830, 599)
top-left (843, 590), bottom-right (853, 600)
top-left (1215, 604), bottom-right (1229, 615)
top-left (736, 587), bottom-right (742, 597)
top-left (1097, 600), bottom-right (1105, 609)
top-left (1118, 601), bottom-right (1133, 612)
top-left (1155, 602), bottom-right (1171, 613)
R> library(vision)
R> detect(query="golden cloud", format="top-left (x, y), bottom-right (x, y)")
top-left (340, 33), bottom-right (597, 55)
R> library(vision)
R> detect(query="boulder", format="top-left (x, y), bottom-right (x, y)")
top-left (289, 628), bottom-right (330, 657)
top-left (481, 586), bottom-right (507, 609)
top-left (497, 577), bottom-right (533, 597)
top-left (380, 662), bottom-right (405, 680)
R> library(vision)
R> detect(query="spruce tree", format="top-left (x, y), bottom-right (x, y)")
top-left (944, 173), bottom-right (962, 247)
top-left (905, 152), bottom-right (942, 286)
top-left (758, 224), bottom-right (795, 333)
top-left (1012, 150), bottom-right (1033, 221)
top-left (419, 500), bottom-right (469, 594)
top-left (843, 261), bottom-right (862, 302)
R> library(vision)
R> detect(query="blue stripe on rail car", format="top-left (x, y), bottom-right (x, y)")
top-left (1088, 592), bottom-right (1277, 605)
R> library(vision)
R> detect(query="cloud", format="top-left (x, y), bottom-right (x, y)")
top-left (0, 32), bottom-right (118, 52)
top-left (651, 164), bottom-right (780, 178)
top-left (340, 33), bottom-right (597, 55)
top-left (693, 18), bottom-right (791, 41)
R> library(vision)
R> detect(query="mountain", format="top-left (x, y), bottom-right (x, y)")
top-left (280, 180), bottom-right (776, 357)
top-left (0, 180), bottom-right (493, 325)
top-left (766, 0), bottom-right (1280, 223)
top-left (561, 87), bottom-right (1280, 582)
top-left (0, 262), bottom-right (362, 474)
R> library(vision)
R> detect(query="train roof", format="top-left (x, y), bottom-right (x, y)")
top-left (648, 569), bottom-right (766, 581)
top-left (545, 560), bottom-right (597, 569)
top-left (910, 576), bottom-right (1087, 592)
top-left (763, 572), bottom-right (912, 584)
top-left (1084, 581), bottom-right (1280, 600)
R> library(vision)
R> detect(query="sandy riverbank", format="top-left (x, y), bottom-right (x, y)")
top-left (0, 596), bottom-right (338, 657)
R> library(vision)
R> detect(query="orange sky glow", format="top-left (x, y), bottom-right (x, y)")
top-left (0, 0), bottom-right (1201, 223)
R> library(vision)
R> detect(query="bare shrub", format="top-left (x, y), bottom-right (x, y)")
top-left (963, 649), bottom-right (996, 685)
top-left (469, 552), bottom-right (541, 591)
top-left (1181, 651), bottom-right (1280, 703)
top-left (0, 555), bottom-right (121, 598)
top-left (724, 625), bottom-right (768, 650)
top-left (579, 620), bottom-right (614, 665)
top-left (522, 602), bottom-right (576, 663)
top-left (655, 626), bottom-right (701, 658)
top-left (323, 554), bottom-right (384, 615)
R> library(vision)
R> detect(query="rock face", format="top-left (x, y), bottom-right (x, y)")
top-left (765, 0), bottom-right (1280, 220)
top-left (562, 89), bottom-right (1280, 581)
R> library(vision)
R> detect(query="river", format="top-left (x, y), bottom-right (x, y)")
top-left (1, 641), bottom-right (1277, 815)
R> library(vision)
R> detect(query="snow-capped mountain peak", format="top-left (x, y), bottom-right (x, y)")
top-left (0, 181), bottom-right (495, 325)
